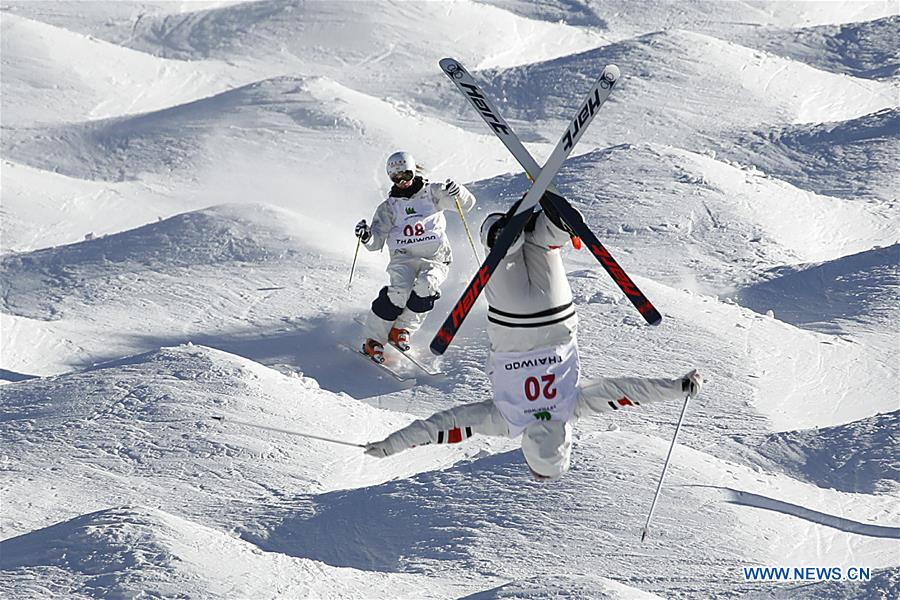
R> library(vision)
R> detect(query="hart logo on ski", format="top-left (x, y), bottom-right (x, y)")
top-left (450, 264), bottom-right (491, 327)
top-left (459, 83), bottom-right (510, 136)
top-left (434, 327), bottom-right (452, 346)
top-left (590, 243), bottom-right (641, 296)
top-left (563, 88), bottom-right (605, 152)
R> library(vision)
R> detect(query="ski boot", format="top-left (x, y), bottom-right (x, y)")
top-left (540, 193), bottom-right (582, 249)
top-left (362, 339), bottom-right (385, 364)
top-left (388, 327), bottom-right (411, 352)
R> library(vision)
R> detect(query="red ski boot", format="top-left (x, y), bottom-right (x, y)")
top-left (361, 339), bottom-right (385, 364)
top-left (388, 327), bottom-right (411, 351)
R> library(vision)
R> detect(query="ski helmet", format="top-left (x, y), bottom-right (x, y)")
top-left (386, 151), bottom-right (416, 183)
top-left (521, 421), bottom-right (572, 481)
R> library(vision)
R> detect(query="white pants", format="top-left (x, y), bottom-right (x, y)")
top-left (365, 254), bottom-right (450, 343)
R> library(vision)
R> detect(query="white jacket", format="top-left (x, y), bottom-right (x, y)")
top-left (365, 178), bottom-right (476, 262)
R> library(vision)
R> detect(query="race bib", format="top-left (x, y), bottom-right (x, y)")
top-left (387, 194), bottom-right (446, 252)
top-left (488, 339), bottom-right (579, 436)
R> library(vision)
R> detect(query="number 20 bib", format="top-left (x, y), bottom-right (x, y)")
top-left (488, 339), bottom-right (580, 436)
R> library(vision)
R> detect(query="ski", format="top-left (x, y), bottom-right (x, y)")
top-left (339, 343), bottom-right (412, 382)
top-left (543, 192), bottom-right (662, 324)
top-left (431, 62), bottom-right (621, 355)
top-left (438, 57), bottom-right (661, 326)
top-left (388, 342), bottom-right (446, 377)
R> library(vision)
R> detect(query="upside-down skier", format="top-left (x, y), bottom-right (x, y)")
top-left (355, 151), bottom-right (477, 363)
top-left (364, 196), bottom-right (703, 480)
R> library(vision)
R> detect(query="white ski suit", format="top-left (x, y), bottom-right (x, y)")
top-left (362, 177), bottom-right (476, 343)
top-left (366, 205), bottom-right (697, 479)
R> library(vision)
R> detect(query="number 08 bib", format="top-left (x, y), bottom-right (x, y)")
top-left (387, 194), bottom-right (447, 252)
top-left (488, 339), bottom-right (580, 436)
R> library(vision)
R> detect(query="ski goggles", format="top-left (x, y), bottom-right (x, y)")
top-left (390, 170), bottom-right (415, 184)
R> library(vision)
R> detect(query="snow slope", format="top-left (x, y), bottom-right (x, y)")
top-left (725, 107), bottom-right (900, 202)
top-left (0, 12), bottom-right (248, 126)
top-left (746, 410), bottom-right (899, 495)
top-left (730, 14), bottom-right (900, 80)
top-left (32, 0), bottom-right (606, 75)
top-left (736, 244), bottom-right (900, 339)
top-left (1, 74), bottom-right (524, 187)
top-left (1, 505), bottom-right (455, 599)
top-left (1, 1), bottom-right (898, 598)
top-left (431, 29), bottom-right (897, 147)
top-left (0, 204), bottom-right (361, 374)
top-left (0, 160), bottom-right (184, 253)
top-left (478, 0), bottom-right (900, 34)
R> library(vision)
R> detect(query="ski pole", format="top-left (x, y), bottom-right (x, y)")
top-left (348, 235), bottom-right (362, 289)
top-left (455, 198), bottom-right (481, 263)
top-left (209, 415), bottom-right (366, 448)
top-left (640, 393), bottom-right (691, 542)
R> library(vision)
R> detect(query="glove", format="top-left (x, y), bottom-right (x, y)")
top-left (354, 219), bottom-right (371, 242)
top-left (364, 439), bottom-right (394, 458)
top-left (681, 369), bottom-right (704, 399)
top-left (444, 179), bottom-right (460, 197)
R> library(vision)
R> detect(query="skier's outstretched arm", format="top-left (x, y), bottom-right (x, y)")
top-left (433, 180), bottom-right (476, 212)
top-left (365, 399), bottom-right (508, 458)
top-left (575, 371), bottom-right (702, 417)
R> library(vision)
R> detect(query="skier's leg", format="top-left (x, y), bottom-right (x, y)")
top-left (395, 259), bottom-right (450, 336)
top-left (364, 257), bottom-right (417, 343)
top-left (480, 212), bottom-right (531, 307)
top-left (575, 375), bottom-right (690, 418)
top-left (529, 205), bottom-right (577, 249)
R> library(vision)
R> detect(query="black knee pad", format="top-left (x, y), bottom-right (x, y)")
top-left (372, 286), bottom-right (404, 321)
top-left (407, 290), bottom-right (440, 313)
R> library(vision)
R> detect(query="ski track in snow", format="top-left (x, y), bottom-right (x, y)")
top-left (1, 1), bottom-right (899, 598)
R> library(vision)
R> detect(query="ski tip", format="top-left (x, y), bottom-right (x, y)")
top-left (440, 58), bottom-right (465, 80)
top-left (210, 415), bottom-right (224, 422)
top-left (648, 313), bottom-right (663, 326)
top-left (603, 64), bottom-right (621, 82)
top-left (429, 339), bottom-right (447, 356)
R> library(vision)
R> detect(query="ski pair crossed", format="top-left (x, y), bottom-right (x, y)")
top-left (430, 59), bottom-right (661, 356)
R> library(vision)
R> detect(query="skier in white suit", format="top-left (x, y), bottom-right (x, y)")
top-left (365, 195), bottom-right (703, 480)
top-left (355, 151), bottom-right (477, 363)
